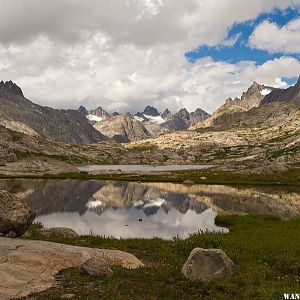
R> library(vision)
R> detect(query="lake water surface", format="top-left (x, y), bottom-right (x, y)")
top-left (0, 179), bottom-right (299, 239)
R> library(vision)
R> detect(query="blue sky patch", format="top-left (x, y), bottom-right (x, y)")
top-left (185, 8), bottom-right (300, 65)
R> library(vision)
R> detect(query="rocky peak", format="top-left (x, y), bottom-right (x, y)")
top-left (225, 97), bottom-right (234, 105)
top-left (143, 106), bottom-right (160, 116)
top-left (189, 108), bottom-right (210, 126)
top-left (162, 108), bottom-right (173, 119)
top-left (90, 106), bottom-right (110, 118)
top-left (193, 108), bottom-right (209, 116)
top-left (0, 81), bottom-right (24, 98)
top-left (242, 82), bottom-right (263, 99)
top-left (125, 112), bottom-right (133, 118)
top-left (250, 81), bottom-right (260, 89)
top-left (175, 108), bottom-right (190, 120)
top-left (78, 106), bottom-right (88, 116)
top-left (236, 81), bottom-right (275, 110)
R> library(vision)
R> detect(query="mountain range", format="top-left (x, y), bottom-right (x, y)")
top-left (78, 104), bottom-right (210, 142)
top-left (0, 77), bottom-right (299, 176)
top-left (0, 77), bottom-right (300, 146)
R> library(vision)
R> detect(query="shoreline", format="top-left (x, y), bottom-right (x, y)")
top-left (1, 167), bottom-right (300, 187)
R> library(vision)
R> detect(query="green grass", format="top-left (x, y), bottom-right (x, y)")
top-left (2, 168), bottom-right (300, 186)
top-left (24, 215), bottom-right (300, 300)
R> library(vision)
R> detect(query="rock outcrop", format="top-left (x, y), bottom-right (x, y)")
top-left (182, 248), bottom-right (234, 281)
top-left (0, 238), bottom-right (144, 299)
top-left (0, 190), bottom-right (35, 237)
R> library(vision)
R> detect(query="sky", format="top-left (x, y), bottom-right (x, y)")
top-left (0, 0), bottom-right (300, 114)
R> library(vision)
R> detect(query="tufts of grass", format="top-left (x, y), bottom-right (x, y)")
top-left (24, 215), bottom-right (300, 300)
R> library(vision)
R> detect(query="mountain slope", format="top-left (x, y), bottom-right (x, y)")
top-left (261, 76), bottom-right (300, 107)
top-left (0, 81), bottom-right (107, 144)
top-left (198, 82), bottom-right (275, 129)
top-left (94, 115), bottom-right (151, 142)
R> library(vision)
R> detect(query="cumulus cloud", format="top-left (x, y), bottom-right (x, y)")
top-left (249, 17), bottom-right (300, 53)
top-left (0, 0), bottom-right (300, 113)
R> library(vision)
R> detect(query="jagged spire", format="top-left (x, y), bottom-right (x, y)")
top-left (0, 80), bottom-right (24, 98)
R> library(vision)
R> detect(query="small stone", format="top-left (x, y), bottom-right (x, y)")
top-left (0, 159), bottom-right (6, 167)
top-left (60, 294), bottom-right (76, 299)
top-left (6, 231), bottom-right (17, 238)
top-left (182, 248), bottom-right (234, 281)
top-left (80, 257), bottom-right (113, 277)
top-left (200, 177), bottom-right (207, 180)
top-left (182, 180), bottom-right (194, 185)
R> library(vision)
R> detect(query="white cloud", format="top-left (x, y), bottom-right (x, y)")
top-left (0, 0), bottom-right (300, 113)
top-left (221, 33), bottom-right (242, 47)
top-left (249, 17), bottom-right (300, 53)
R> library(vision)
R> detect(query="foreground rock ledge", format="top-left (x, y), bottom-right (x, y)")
top-left (0, 238), bottom-right (144, 300)
top-left (182, 248), bottom-right (234, 281)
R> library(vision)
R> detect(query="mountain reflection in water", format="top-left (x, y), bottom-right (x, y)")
top-left (0, 179), bottom-right (299, 239)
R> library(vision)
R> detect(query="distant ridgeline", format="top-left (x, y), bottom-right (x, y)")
top-left (0, 77), bottom-right (299, 144)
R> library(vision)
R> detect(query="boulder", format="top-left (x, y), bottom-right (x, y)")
top-left (6, 231), bottom-right (17, 238)
top-left (0, 238), bottom-right (144, 299)
top-left (0, 190), bottom-right (35, 237)
top-left (80, 257), bottom-right (113, 277)
top-left (0, 159), bottom-right (6, 166)
top-left (182, 248), bottom-right (234, 281)
top-left (39, 227), bottom-right (78, 238)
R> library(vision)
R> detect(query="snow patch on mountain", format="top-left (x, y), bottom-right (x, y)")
top-left (134, 116), bottom-right (145, 122)
top-left (144, 114), bottom-right (165, 125)
top-left (261, 89), bottom-right (272, 96)
top-left (87, 114), bottom-right (103, 122)
top-left (86, 200), bottom-right (104, 209)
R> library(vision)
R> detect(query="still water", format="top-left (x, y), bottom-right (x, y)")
top-left (78, 164), bottom-right (214, 173)
top-left (0, 179), bottom-right (299, 239)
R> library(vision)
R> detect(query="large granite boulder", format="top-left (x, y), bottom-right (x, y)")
top-left (0, 190), bottom-right (35, 237)
top-left (0, 238), bottom-right (144, 299)
top-left (182, 248), bottom-right (234, 281)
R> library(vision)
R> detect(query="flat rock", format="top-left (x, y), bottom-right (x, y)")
top-left (0, 190), bottom-right (35, 237)
top-left (182, 180), bottom-right (194, 185)
top-left (182, 248), bottom-right (234, 281)
top-left (0, 238), bottom-right (144, 299)
top-left (38, 227), bottom-right (78, 238)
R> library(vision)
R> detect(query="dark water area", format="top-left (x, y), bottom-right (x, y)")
top-left (0, 179), bottom-right (299, 239)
